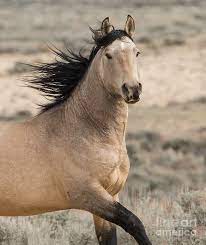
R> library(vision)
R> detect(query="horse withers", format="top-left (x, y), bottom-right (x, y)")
top-left (0, 16), bottom-right (151, 245)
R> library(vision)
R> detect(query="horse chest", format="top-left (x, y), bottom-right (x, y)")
top-left (66, 137), bottom-right (129, 195)
top-left (70, 139), bottom-right (124, 168)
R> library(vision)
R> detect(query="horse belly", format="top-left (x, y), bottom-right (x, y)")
top-left (0, 124), bottom-right (70, 216)
top-left (0, 175), bottom-right (69, 216)
top-left (0, 154), bottom-right (68, 216)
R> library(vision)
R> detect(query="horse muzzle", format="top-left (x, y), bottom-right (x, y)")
top-left (122, 82), bottom-right (142, 104)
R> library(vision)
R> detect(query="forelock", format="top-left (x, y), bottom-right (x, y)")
top-left (93, 29), bottom-right (133, 48)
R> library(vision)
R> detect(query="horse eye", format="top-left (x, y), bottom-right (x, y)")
top-left (105, 53), bottom-right (112, 59)
top-left (136, 51), bottom-right (140, 57)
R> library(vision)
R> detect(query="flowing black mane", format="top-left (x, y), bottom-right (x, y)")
top-left (28, 28), bottom-right (132, 112)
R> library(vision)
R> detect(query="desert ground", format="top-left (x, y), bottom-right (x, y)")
top-left (0, 0), bottom-right (206, 244)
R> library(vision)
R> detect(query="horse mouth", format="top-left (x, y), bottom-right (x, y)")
top-left (124, 96), bottom-right (140, 104)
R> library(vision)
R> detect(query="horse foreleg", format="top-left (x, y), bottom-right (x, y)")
top-left (93, 214), bottom-right (117, 245)
top-left (79, 186), bottom-right (152, 245)
top-left (93, 194), bottom-right (118, 245)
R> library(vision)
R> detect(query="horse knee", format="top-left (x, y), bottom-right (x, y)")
top-left (97, 226), bottom-right (117, 245)
top-left (93, 215), bottom-right (117, 245)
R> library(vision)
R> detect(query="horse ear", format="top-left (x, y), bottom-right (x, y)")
top-left (124, 15), bottom-right (135, 37)
top-left (101, 17), bottom-right (114, 35)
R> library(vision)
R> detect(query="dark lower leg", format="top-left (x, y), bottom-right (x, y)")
top-left (92, 201), bottom-right (151, 245)
top-left (112, 202), bottom-right (152, 245)
top-left (78, 186), bottom-right (151, 244)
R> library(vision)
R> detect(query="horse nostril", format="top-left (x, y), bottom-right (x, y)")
top-left (122, 83), bottom-right (129, 96)
top-left (133, 90), bottom-right (139, 100)
top-left (138, 82), bottom-right (142, 92)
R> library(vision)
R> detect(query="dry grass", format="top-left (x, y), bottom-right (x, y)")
top-left (0, 188), bottom-right (205, 244)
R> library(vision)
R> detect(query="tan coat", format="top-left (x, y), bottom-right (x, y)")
top-left (0, 15), bottom-right (151, 245)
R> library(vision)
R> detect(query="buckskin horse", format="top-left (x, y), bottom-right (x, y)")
top-left (0, 16), bottom-right (152, 245)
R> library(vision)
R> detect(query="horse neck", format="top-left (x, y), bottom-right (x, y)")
top-left (65, 63), bottom-right (128, 143)
top-left (31, 61), bottom-right (128, 146)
